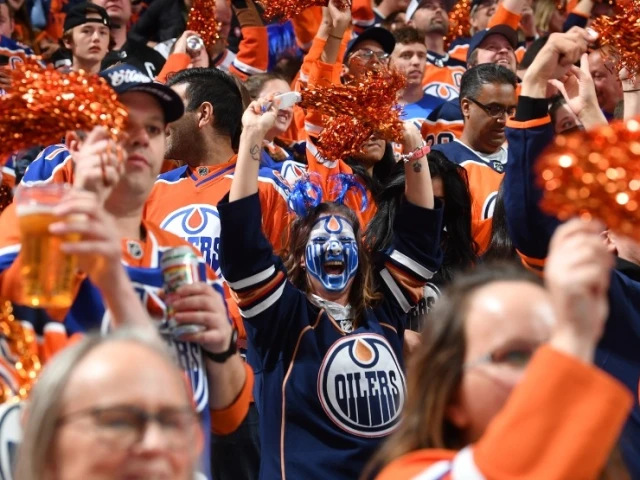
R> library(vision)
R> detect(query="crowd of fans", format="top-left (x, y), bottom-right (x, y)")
top-left (0, 0), bottom-right (639, 478)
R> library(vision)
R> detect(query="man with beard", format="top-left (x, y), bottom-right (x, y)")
top-left (431, 63), bottom-right (518, 254)
top-left (405, 0), bottom-right (466, 101)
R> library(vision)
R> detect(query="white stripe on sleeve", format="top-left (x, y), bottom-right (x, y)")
top-left (227, 265), bottom-right (276, 290)
top-left (239, 281), bottom-right (286, 318)
top-left (389, 250), bottom-right (435, 280)
top-left (380, 268), bottom-right (412, 313)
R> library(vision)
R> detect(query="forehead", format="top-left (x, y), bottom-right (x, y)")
top-left (475, 81), bottom-right (517, 104)
top-left (311, 214), bottom-right (355, 235)
top-left (0, 3), bottom-right (9, 16)
top-left (394, 42), bottom-right (427, 54)
top-left (260, 79), bottom-right (291, 95)
top-left (464, 281), bottom-right (553, 352)
top-left (419, 0), bottom-right (446, 9)
top-left (353, 39), bottom-right (384, 54)
top-left (61, 342), bottom-right (190, 411)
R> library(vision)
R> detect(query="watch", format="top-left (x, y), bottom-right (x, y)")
top-left (203, 328), bottom-right (238, 363)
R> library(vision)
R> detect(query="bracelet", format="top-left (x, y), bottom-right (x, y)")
top-left (328, 33), bottom-right (344, 40)
top-left (401, 143), bottom-right (430, 163)
top-left (624, 88), bottom-right (640, 93)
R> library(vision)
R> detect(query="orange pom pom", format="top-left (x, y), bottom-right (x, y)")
top-left (299, 69), bottom-right (406, 160)
top-left (186, 0), bottom-right (221, 47)
top-left (445, 0), bottom-right (472, 50)
top-left (592, 0), bottom-right (640, 76)
top-left (258, 0), bottom-right (348, 21)
top-left (537, 118), bottom-right (640, 241)
top-left (0, 59), bottom-right (128, 160)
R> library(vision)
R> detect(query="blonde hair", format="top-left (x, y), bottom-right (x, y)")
top-left (15, 327), bottom-right (177, 480)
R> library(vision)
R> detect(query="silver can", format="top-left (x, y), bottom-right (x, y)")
top-left (160, 246), bottom-right (206, 338)
top-left (186, 35), bottom-right (204, 54)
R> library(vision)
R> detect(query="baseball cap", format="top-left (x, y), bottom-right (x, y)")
top-left (467, 25), bottom-right (518, 62)
top-left (406, 0), bottom-right (456, 20)
top-left (99, 64), bottom-right (184, 123)
top-left (63, 3), bottom-right (111, 32)
top-left (343, 27), bottom-right (396, 64)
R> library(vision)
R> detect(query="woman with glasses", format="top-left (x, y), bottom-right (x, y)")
top-left (16, 327), bottom-right (204, 480)
top-left (365, 219), bottom-right (632, 480)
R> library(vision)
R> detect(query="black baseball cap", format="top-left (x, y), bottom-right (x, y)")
top-left (467, 25), bottom-right (518, 62)
top-left (63, 3), bottom-right (111, 32)
top-left (343, 27), bottom-right (396, 64)
top-left (99, 64), bottom-right (184, 123)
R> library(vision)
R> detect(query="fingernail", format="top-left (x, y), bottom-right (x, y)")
top-left (49, 222), bottom-right (64, 233)
top-left (586, 27), bottom-right (598, 39)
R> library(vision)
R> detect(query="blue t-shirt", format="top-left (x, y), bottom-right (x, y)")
top-left (401, 94), bottom-right (445, 122)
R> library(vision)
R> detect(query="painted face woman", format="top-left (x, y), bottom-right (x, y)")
top-left (217, 97), bottom-right (444, 480)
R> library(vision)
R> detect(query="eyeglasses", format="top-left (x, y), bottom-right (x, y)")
top-left (467, 97), bottom-right (517, 119)
top-left (58, 405), bottom-right (199, 450)
top-left (350, 49), bottom-right (391, 64)
top-left (464, 348), bottom-right (536, 370)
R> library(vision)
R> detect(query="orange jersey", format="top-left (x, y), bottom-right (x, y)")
top-left (143, 157), bottom-right (292, 338)
top-left (376, 346), bottom-right (632, 480)
top-left (422, 52), bottom-right (466, 101)
top-left (432, 140), bottom-right (506, 253)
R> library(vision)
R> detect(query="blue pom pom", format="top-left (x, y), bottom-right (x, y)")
top-left (329, 173), bottom-right (368, 213)
top-left (288, 173), bottom-right (323, 217)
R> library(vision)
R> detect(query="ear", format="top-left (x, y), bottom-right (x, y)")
top-left (197, 102), bottom-right (214, 129)
top-left (604, 230), bottom-right (618, 255)
top-left (65, 131), bottom-right (81, 152)
top-left (445, 388), bottom-right (471, 430)
top-left (460, 98), bottom-right (472, 120)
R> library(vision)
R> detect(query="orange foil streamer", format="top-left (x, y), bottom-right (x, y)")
top-left (592, 0), bottom-right (640, 75)
top-left (0, 59), bottom-right (128, 159)
top-left (258, 0), bottom-right (348, 21)
top-left (0, 300), bottom-right (41, 403)
top-left (186, 0), bottom-right (221, 47)
top-left (536, 118), bottom-right (640, 241)
top-left (445, 0), bottom-right (471, 50)
top-left (299, 69), bottom-right (406, 160)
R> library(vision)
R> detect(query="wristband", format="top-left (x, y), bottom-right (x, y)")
top-left (624, 88), bottom-right (640, 93)
top-left (401, 143), bottom-right (430, 163)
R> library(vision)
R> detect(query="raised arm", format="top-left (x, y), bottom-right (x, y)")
top-left (402, 122), bottom-right (434, 210)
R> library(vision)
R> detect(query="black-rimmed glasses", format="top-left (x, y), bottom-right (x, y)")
top-left (468, 97), bottom-right (517, 119)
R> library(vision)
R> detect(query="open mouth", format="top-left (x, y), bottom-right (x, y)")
top-left (324, 260), bottom-right (345, 275)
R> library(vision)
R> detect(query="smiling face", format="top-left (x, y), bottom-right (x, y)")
top-left (258, 78), bottom-right (293, 140)
top-left (475, 34), bottom-right (517, 73)
top-left (305, 214), bottom-right (359, 296)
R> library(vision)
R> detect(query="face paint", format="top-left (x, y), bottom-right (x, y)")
top-left (305, 214), bottom-right (359, 293)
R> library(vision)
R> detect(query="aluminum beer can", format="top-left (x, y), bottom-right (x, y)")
top-left (160, 246), bottom-right (206, 338)
top-left (186, 35), bottom-right (204, 53)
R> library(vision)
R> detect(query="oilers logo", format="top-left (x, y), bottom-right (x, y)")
top-left (424, 82), bottom-right (460, 101)
top-left (318, 334), bottom-right (406, 438)
top-left (160, 205), bottom-right (221, 274)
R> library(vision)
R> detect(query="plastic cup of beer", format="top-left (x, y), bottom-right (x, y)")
top-left (14, 183), bottom-right (80, 308)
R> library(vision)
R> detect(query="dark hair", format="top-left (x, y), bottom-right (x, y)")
top-left (282, 202), bottom-right (381, 325)
top-left (392, 26), bottom-right (426, 46)
top-left (483, 180), bottom-right (517, 262)
top-left (166, 67), bottom-right (245, 150)
top-left (459, 63), bottom-right (518, 101)
top-left (365, 152), bottom-right (478, 283)
top-left (244, 72), bottom-right (288, 100)
top-left (363, 262), bottom-right (541, 479)
top-left (345, 142), bottom-right (397, 197)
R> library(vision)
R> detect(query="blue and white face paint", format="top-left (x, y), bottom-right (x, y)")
top-left (305, 214), bottom-right (359, 293)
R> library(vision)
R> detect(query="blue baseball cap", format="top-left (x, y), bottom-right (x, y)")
top-left (467, 25), bottom-right (518, 63)
top-left (343, 27), bottom-right (396, 64)
top-left (99, 64), bottom-right (184, 123)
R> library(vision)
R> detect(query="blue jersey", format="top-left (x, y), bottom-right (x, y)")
top-left (503, 99), bottom-right (640, 477)
top-left (401, 94), bottom-right (445, 122)
top-left (218, 192), bottom-right (443, 480)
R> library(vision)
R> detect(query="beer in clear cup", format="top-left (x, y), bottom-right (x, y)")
top-left (15, 183), bottom-right (80, 308)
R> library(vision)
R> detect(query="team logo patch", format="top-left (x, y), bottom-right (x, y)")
top-left (126, 240), bottom-right (143, 259)
top-left (197, 167), bottom-right (208, 176)
top-left (0, 402), bottom-right (23, 480)
top-left (318, 334), bottom-right (406, 438)
top-left (160, 205), bottom-right (221, 274)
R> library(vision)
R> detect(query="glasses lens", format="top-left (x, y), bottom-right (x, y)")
top-left (93, 407), bottom-right (142, 446)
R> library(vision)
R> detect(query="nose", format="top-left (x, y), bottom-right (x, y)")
top-left (136, 421), bottom-right (171, 454)
top-left (326, 240), bottom-right (343, 256)
top-left (126, 125), bottom-right (150, 149)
